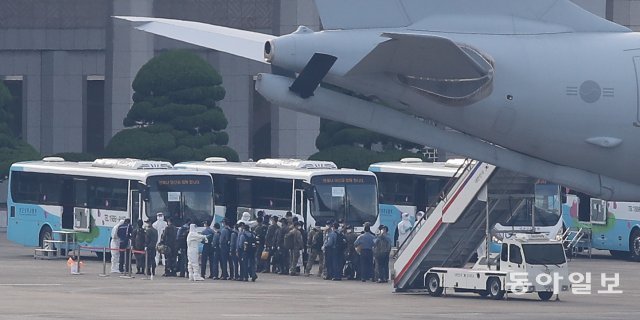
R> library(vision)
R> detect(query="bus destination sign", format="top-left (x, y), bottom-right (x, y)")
top-left (157, 178), bottom-right (202, 186)
top-left (314, 175), bottom-right (375, 185)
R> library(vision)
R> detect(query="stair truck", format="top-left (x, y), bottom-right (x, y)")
top-left (424, 233), bottom-right (570, 301)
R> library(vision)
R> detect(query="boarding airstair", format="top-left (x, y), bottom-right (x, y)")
top-left (392, 160), bottom-right (538, 291)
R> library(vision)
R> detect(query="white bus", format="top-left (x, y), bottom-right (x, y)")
top-left (369, 158), bottom-right (461, 241)
top-left (175, 158), bottom-right (379, 229)
top-left (7, 158), bottom-right (215, 256)
top-left (369, 158), bottom-right (565, 242)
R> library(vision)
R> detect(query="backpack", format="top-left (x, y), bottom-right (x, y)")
top-left (255, 225), bottom-right (267, 245)
top-left (177, 225), bottom-right (189, 244)
top-left (375, 235), bottom-right (392, 257)
top-left (312, 231), bottom-right (324, 250)
top-left (343, 260), bottom-right (354, 279)
top-left (202, 233), bottom-right (213, 246)
top-left (243, 231), bottom-right (257, 252)
top-left (335, 232), bottom-right (347, 251)
top-left (117, 224), bottom-right (130, 241)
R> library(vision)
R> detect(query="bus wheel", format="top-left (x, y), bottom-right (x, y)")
top-left (609, 250), bottom-right (629, 260)
top-left (39, 226), bottom-right (53, 256)
top-left (426, 274), bottom-right (443, 297)
top-left (630, 229), bottom-right (640, 262)
top-left (538, 291), bottom-right (553, 301)
top-left (487, 278), bottom-right (505, 300)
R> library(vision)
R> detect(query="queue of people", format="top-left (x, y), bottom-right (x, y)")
top-left (301, 220), bottom-right (392, 283)
top-left (260, 212), bottom-right (393, 283)
top-left (109, 217), bottom-right (158, 277)
top-left (109, 210), bottom-right (394, 284)
top-left (133, 213), bottom-right (261, 282)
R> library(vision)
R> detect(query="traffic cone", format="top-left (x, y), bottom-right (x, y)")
top-left (67, 257), bottom-right (81, 274)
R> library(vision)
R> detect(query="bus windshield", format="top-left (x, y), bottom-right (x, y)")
top-left (310, 175), bottom-right (378, 226)
top-left (146, 175), bottom-right (213, 225)
top-left (522, 243), bottom-right (566, 265)
top-left (533, 184), bottom-right (561, 226)
top-left (503, 184), bottom-right (561, 227)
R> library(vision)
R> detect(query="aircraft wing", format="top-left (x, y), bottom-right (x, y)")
top-left (347, 32), bottom-right (493, 80)
top-left (113, 16), bottom-right (274, 63)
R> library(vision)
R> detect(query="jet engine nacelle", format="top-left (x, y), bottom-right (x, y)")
top-left (264, 26), bottom-right (387, 76)
top-left (264, 26), bottom-right (316, 72)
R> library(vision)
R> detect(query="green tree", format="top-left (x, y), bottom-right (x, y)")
top-left (105, 50), bottom-right (239, 163)
top-left (0, 81), bottom-right (40, 178)
top-left (48, 152), bottom-right (97, 162)
top-left (309, 118), bottom-right (428, 170)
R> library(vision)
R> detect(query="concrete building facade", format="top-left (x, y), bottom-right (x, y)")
top-left (0, 0), bottom-right (320, 161)
top-left (0, 0), bottom-right (638, 161)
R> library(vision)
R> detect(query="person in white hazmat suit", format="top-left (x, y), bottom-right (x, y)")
top-left (396, 213), bottom-right (413, 247)
top-left (414, 211), bottom-right (425, 228)
top-left (110, 219), bottom-right (125, 273)
top-left (238, 212), bottom-right (258, 229)
top-left (152, 212), bottom-right (167, 266)
top-left (186, 224), bottom-right (206, 281)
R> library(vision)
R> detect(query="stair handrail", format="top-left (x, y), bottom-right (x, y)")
top-left (561, 227), bottom-right (573, 241)
top-left (569, 228), bottom-right (584, 248)
top-left (393, 158), bottom-right (475, 258)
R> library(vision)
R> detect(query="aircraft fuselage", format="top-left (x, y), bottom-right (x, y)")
top-left (269, 29), bottom-right (640, 188)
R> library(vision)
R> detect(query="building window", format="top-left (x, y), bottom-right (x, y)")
top-left (85, 75), bottom-right (105, 154)
top-left (2, 76), bottom-right (24, 138)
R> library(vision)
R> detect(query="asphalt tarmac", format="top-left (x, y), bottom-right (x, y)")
top-left (0, 233), bottom-right (638, 320)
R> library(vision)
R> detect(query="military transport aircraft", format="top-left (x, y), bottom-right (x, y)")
top-left (117, 0), bottom-right (640, 201)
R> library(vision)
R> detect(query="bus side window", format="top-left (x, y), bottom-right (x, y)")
top-left (424, 178), bottom-right (447, 206)
top-left (237, 178), bottom-right (252, 208)
top-left (253, 177), bottom-right (292, 210)
top-left (213, 175), bottom-right (226, 206)
top-left (11, 172), bottom-right (64, 205)
top-left (74, 179), bottom-right (88, 207)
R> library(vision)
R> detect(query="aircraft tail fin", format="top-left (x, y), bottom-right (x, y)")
top-left (315, 0), bottom-right (411, 30)
top-left (114, 16), bottom-right (274, 63)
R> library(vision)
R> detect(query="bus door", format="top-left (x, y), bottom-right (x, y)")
top-left (130, 181), bottom-right (142, 224)
top-left (294, 189), bottom-right (306, 225)
top-left (61, 178), bottom-right (87, 229)
top-left (590, 198), bottom-right (608, 247)
top-left (72, 179), bottom-right (89, 232)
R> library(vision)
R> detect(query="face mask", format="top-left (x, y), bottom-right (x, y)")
top-left (277, 222), bottom-right (282, 227)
